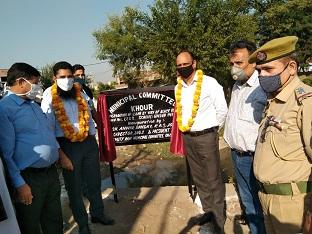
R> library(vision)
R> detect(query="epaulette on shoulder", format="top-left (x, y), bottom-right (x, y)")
top-left (295, 86), bottom-right (312, 104)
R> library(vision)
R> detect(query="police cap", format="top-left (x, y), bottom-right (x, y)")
top-left (249, 36), bottom-right (298, 65)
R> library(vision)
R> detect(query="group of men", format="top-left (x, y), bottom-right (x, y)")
top-left (0, 62), bottom-right (113, 234)
top-left (0, 35), bottom-right (311, 234)
top-left (175, 36), bottom-right (312, 234)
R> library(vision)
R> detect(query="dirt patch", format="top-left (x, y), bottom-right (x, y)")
top-left (62, 186), bottom-right (249, 234)
top-left (99, 141), bottom-right (235, 187)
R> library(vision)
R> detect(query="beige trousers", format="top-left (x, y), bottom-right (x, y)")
top-left (258, 188), bottom-right (312, 234)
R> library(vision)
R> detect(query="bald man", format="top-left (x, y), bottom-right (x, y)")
top-left (174, 50), bottom-right (228, 233)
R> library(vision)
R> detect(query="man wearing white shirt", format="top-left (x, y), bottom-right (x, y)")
top-left (224, 40), bottom-right (266, 234)
top-left (175, 50), bottom-right (228, 233)
top-left (41, 61), bottom-right (114, 234)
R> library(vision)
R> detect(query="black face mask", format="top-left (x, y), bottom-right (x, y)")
top-left (177, 64), bottom-right (194, 78)
top-left (74, 77), bottom-right (86, 86)
top-left (258, 63), bottom-right (289, 93)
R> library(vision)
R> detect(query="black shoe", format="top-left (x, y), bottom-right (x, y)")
top-left (235, 214), bottom-right (248, 225)
top-left (199, 222), bottom-right (216, 234)
top-left (91, 214), bottom-right (115, 225)
top-left (198, 212), bottom-right (214, 225)
top-left (188, 212), bottom-right (213, 226)
top-left (198, 212), bottom-right (222, 234)
top-left (79, 225), bottom-right (91, 234)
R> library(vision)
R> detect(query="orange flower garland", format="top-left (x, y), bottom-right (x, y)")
top-left (51, 83), bottom-right (90, 142)
top-left (175, 70), bottom-right (204, 132)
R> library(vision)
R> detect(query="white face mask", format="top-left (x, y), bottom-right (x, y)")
top-left (56, 78), bottom-right (74, 91)
top-left (231, 66), bottom-right (247, 81)
top-left (16, 78), bottom-right (43, 101)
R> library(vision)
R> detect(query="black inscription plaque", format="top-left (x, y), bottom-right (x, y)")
top-left (102, 85), bottom-right (175, 146)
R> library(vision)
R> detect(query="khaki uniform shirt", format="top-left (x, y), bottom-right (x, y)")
top-left (254, 76), bottom-right (312, 184)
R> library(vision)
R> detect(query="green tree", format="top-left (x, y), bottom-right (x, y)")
top-left (93, 7), bottom-right (147, 88)
top-left (93, 0), bottom-right (257, 89)
top-left (145, 0), bottom-right (257, 87)
top-left (40, 63), bottom-right (54, 90)
top-left (251, 0), bottom-right (312, 69)
top-left (302, 76), bottom-right (312, 86)
top-left (93, 81), bottom-right (116, 98)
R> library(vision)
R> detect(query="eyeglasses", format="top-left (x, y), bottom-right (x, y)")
top-left (58, 75), bottom-right (74, 79)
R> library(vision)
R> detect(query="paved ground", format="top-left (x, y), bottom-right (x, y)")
top-left (63, 184), bottom-right (249, 234)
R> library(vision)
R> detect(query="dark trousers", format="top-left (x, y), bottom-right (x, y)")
top-left (58, 135), bottom-right (104, 230)
top-left (15, 165), bottom-right (63, 234)
top-left (182, 130), bottom-right (225, 229)
top-left (231, 150), bottom-right (265, 234)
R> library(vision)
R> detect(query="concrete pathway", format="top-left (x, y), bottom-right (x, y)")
top-left (63, 184), bottom-right (249, 234)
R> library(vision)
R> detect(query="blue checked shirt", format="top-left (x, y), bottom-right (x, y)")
top-left (0, 92), bottom-right (59, 188)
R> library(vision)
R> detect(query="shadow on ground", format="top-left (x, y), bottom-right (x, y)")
top-left (61, 141), bottom-right (249, 234)
top-left (63, 187), bottom-right (203, 234)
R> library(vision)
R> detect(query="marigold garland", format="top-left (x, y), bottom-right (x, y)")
top-left (51, 83), bottom-right (90, 142)
top-left (175, 70), bottom-right (204, 132)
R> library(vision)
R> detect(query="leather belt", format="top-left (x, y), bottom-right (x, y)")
top-left (258, 181), bottom-right (312, 195)
top-left (57, 135), bottom-right (95, 142)
top-left (232, 149), bottom-right (254, 157)
top-left (22, 163), bottom-right (56, 173)
top-left (183, 126), bottom-right (218, 137)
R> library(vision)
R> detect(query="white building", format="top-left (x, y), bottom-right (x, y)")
top-left (0, 69), bottom-right (8, 97)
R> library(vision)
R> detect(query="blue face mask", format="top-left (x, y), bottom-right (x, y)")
top-left (258, 63), bottom-right (289, 93)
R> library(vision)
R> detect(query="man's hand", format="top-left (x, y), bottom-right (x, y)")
top-left (17, 184), bottom-right (33, 205)
top-left (59, 149), bottom-right (74, 171)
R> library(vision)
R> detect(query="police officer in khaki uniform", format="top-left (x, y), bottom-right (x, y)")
top-left (249, 36), bottom-right (312, 234)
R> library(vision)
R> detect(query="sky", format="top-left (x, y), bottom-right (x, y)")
top-left (0, 0), bottom-right (154, 83)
